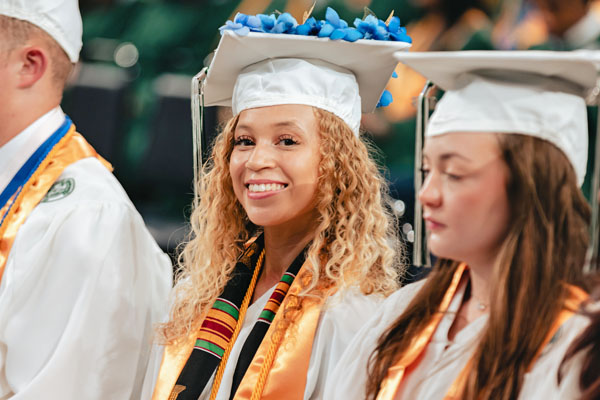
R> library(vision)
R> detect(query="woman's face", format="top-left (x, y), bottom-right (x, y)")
top-left (230, 104), bottom-right (321, 231)
top-left (419, 132), bottom-right (511, 267)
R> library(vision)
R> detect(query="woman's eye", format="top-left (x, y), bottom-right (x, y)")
top-left (279, 136), bottom-right (299, 146)
top-left (443, 172), bottom-right (462, 181)
top-left (420, 167), bottom-right (430, 178)
top-left (233, 137), bottom-right (254, 146)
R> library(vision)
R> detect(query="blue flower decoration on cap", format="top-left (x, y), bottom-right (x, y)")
top-left (219, 12), bottom-right (298, 35)
top-left (218, 7), bottom-right (411, 107)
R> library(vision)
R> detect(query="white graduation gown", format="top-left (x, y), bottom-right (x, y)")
top-left (0, 107), bottom-right (173, 399)
top-left (141, 286), bottom-right (384, 400)
top-left (326, 278), bottom-right (589, 400)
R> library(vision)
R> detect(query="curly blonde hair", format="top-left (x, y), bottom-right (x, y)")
top-left (159, 107), bottom-right (404, 344)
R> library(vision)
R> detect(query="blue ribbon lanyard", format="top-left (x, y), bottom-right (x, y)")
top-left (0, 116), bottom-right (73, 226)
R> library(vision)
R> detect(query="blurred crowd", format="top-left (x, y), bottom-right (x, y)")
top-left (64, 0), bottom-right (600, 255)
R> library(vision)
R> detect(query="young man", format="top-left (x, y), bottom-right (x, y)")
top-left (0, 1), bottom-right (172, 398)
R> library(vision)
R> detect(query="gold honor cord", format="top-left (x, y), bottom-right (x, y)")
top-left (209, 249), bottom-right (265, 400)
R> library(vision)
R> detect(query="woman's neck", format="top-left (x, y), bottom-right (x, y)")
top-left (447, 256), bottom-right (495, 341)
top-left (251, 224), bottom-right (315, 303)
top-left (466, 259), bottom-right (494, 308)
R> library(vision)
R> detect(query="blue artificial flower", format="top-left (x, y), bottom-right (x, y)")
top-left (219, 19), bottom-right (250, 36)
top-left (387, 16), bottom-right (412, 43)
top-left (258, 14), bottom-right (276, 31)
top-left (325, 7), bottom-right (348, 29)
top-left (377, 90), bottom-right (393, 108)
top-left (254, 12), bottom-right (298, 34)
top-left (317, 7), bottom-right (365, 42)
top-left (219, 13), bottom-right (263, 35)
top-left (219, 6), bottom-right (411, 44)
top-left (318, 22), bottom-right (334, 38)
top-left (343, 28), bottom-right (364, 42)
top-left (273, 12), bottom-right (298, 34)
top-left (245, 15), bottom-right (262, 31)
top-left (354, 15), bottom-right (389, 40)
top-left (295, 16), bottom-right (322, 36)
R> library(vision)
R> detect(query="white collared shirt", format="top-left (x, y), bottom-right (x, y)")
top-left (0, 107), bottom-right (65, 195)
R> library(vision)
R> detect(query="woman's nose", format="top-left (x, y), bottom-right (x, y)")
top-left (245, 143), bottom-right (275, 171)
top-left (418, 172), bottom-right (442, 208)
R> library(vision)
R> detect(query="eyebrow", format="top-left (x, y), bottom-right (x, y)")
top-left (423, 152), bottom-right (473, 163)
top-left (441, 152), bottom-right (472, 162)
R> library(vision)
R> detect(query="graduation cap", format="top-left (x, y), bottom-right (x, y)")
top-left (203, 30), bottom-right (411, 134)
top-left (393, 50), bottom-right (600, 267)
top-left (0, 0), bottom-right (82, 62)
top-left (395, 50), bottom-right (600, 186)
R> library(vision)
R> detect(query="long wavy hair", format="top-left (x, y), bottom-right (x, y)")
top-left (366, 134), bottom-right (590, 399)
top-left (159, 107), bottom-right (403, 343)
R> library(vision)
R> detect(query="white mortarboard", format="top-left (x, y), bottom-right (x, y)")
top-left (203, 30), bottom-right (411, 134)
top-left (394, 50), bottom-right (600, 186)
top-left (0, 0), bottom-right (82, 63)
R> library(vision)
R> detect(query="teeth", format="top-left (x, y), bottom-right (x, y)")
top-left (248, 183), bottom-right (285, 193)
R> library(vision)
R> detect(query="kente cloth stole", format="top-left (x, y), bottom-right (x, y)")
top-left (0, 116), bottom-right (111, 283)
top-left (170, 234), bottom-right (307, 400)
top-left (376, 263), bottom-right (589, 400)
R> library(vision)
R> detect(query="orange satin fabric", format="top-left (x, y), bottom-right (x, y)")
top-left (234, 268), bottom-right (330, 400)
top-left (0, 128), bottom-right (111, 284)
top-left (152, 332), bottom-right (198, 400)
top-left (376, 263), bottom-right (467, 400)
top-left (152, 262), bottom-right (330, 400)
top-left (377, 265), bottom-right (589, 400)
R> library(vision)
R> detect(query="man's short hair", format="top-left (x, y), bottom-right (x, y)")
top-left (0, 15), bottom-right (73, 90)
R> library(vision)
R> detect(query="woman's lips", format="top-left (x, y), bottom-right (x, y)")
top-left (424, 217), bottom-right (445, 231)
top-left (245, 181), bottom-right (288, 199)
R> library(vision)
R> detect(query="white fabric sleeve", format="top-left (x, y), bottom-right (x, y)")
top-left (0, 201), bottom-right (172, 400)
top-left (303, 288), bottom-right (385, 400)
top-left (323, 281), bottom-right (425, 400)
top-left (519, 313), bottom-right (591, 399)
top-left (140, 344), bottom-right (166, 400)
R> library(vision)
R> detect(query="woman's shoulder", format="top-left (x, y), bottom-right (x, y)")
top-left (378, 279), bottom-right (427, 320)
top-left (520, 312), bottom-right (592, 399)
top-left (318, 279), bottom-right (427, 338)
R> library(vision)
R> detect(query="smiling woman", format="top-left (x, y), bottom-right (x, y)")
top-left (229, 105), bottom-right (321, 233)
top-left (142, 7), bottom-right (412, 400)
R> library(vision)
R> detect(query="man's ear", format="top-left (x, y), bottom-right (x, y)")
top-left (17, 46), bottom-right (48, 89)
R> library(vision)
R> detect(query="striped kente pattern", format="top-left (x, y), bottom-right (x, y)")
top-left (195, 298), bottom-right (240, 359)
top-left (257, 272), bottom-right (296, 324)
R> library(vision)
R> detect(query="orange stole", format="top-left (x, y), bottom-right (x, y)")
top-left (376, 264), bottom-right (589, 400)
top-left (152, 264), bottom-right (331, 400)
top-left (376, 263), bottom-right (468, 400)
top-left (0, 128), bottom-right (111, 283)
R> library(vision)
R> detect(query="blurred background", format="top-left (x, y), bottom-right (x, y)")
top-left (63, 0), bottom-right (600, 263)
